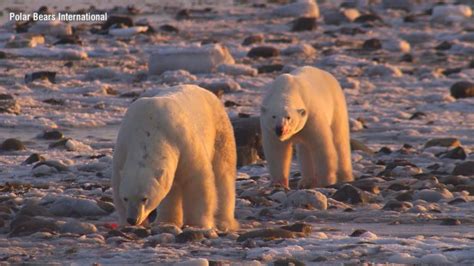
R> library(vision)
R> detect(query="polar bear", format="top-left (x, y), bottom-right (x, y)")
top-left (260, 66), bottom-right (353, 189)
top-left (112, 85), bottom-right (238, 231)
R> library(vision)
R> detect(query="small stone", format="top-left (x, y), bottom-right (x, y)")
top-left (43, 98), bottom-right (65, 105)
top-left (350, 229), bottom-right (368, 237)
top-left (176, 9), bottom-right (191, 20)
top-left (258, 64), bottom-right (284, 74)
top-left (441, 218), bottom-right (461, 226)
top-left (24, 71), bottom-right (56, 83)
top-left (387, 183), bottom-right (410, 191)
top-left (1, 138), bottom-right (26, 151)
top-left (175, 230), bottom-right (205, 243)
top-left (22, 153), bottom-right (45, 165)
top-left (96, 200), bottom-right (115, 213)
top-left (362, 38), bottom-right (382, 51)
top-left (332, 184), bottom-right (369, 204)
top-left (409, 111), bottom-right (426, 120)
top-left (415, 189), bottom-right (453, 203)
top-left (122, 226), bottom-right (150, 238)
top-left (452, 161), bottom-right (474, 176)
top-left (291, 17), bottom-right (317, 32)
top-left (274, 258), bottom-right (305, 266)
top-left (425, 138), bottom-right (460, 148)
top-left (436, 41), bottom-right (452, 50)
top-left (102, 15), bottom-right (133, 30)
top-left (280, 223), bottom-right (312, 236)
top-left (454, 184), bottom-right (474, 195)
top-left (54, 35), bottom-right (82, 45)
top-left (352, 180), bottom-right (380, 194)
top-left (350, 139), bottom-right (374, 155)
top-left (366, 64), bottom-right (403, 78)
top-left (33, 160), bottom-right (68, 172)
top-left (236, 228), bottom-right (295, 242)
top-left (450, 81), bottom-right (474, 99)
top-left (60, 220), bottom-right (97, 235)
top-left (448, 198), bottom-right (467, 205)
top-left (354, 13), bottom-right (383, 23)
top-left (42, 130), bottom-right (64, 140)
top-left (440, 147), bottom-right (467, 160)
top-left (378, 147), bottom-right (392, 154)
top-left (395, 191), bottom-right (413, 201)
top-left (9, 216), bottom-right (59, 237)
top-left (247, 46), bottom-right (279, 58)
top-left (199, 80), bottom-right (241, 94)
top-left (17, 203), bottom-right (51, 217)
top-left (175, 259), bottom-right (209, 266)
top-left (287, 190), bottom-right (327, 210)
top-left (383, 200), bottom-right (412, 212)
top-left (151, 224), bottom-right (182, 236)
top-left (242, 34), bottom-right (264, 46)
top-left (0, 94), bottom-right (21, 114)
top-left (159, 24), bottom-right (179, 33)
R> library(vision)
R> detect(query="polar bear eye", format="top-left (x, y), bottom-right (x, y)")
top-left (286, 116), bottom-right (290, 120)
top-left (123, 197), bottom-right (128, 202)
top-left (272, 115), bottom-right (276, 119)
top-left (141, 197), bottom-right (148, 203)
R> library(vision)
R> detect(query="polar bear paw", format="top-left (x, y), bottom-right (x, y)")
top-left (216, 218), bottom-right (240, 232)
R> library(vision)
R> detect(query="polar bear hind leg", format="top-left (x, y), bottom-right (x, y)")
top-left (331, 110), bottom-right (353, 183)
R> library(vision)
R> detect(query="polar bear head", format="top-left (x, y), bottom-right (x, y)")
top-left (119, 156), bottom-right (176, 226)
top-left (260, 74), bottom-right (308, 141)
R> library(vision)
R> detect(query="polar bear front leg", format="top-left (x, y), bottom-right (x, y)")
top-left (296, 144), bottom-right (316, 189)
top-left (306, 123), bottom-right (338, 187)
top-left (156, 184), bottom-right (183, 227)
top-left (262, 130), bottom-right (293, 189)
top-left (182, 164), bottom-right (217, 229)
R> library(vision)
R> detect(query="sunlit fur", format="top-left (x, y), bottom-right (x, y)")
top-left (112, 85), bottom-right (238, 231)
top-left (260, 66), bottom-right (353, 188)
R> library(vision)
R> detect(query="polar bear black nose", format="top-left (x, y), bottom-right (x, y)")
top-left (275, 126), bottom-right (283, 137)
top-left (127, 217), bottom-right (138, 225)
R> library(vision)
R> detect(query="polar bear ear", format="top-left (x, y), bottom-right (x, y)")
top-left (260, 106), bottom-right (267, 114)
top-left (297, 109), bottom-right (307, 116)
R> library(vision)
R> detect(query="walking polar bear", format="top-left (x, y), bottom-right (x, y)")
top-left (112, 85), bottom-right (238, 231)
top-left (260, 66), bottom-right (353, 189)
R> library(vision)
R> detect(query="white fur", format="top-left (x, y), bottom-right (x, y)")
top-left (112, 85), bottom-right (238, 231)
top-left (260, 66), bottom-right (353, 188)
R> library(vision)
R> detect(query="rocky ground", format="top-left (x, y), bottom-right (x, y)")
top-left (0, 0), bottom-right (474, 264)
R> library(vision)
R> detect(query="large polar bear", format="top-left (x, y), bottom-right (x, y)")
top-left (260, 66), bottom-right (353, 189)
top-left (112, 85), bottom-right (238, 231)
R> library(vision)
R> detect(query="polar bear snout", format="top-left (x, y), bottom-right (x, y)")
top-left (275, 125), bottom-right (284, 137)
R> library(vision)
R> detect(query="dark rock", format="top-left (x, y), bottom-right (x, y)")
top-left (17, 203), bottom-right (51, 217)
top-left (33, 160), bottom-right (68, 172)
top-left (42, 130), bottom-right (64, 140)
top-left (102, 15), bottom-right (133, 30)
top-left (395, 191), bottom-right (413, 201)
top-left (452, 161), bottom-right (474, 176)
top-left (448, 198), bottom-right (467, 205)
top-left (22, 153), bottom-right (45, 165)
top-left (440, 175), bottom-right (467, 186)
top-left (350, 229), bottom-right (368, 237)
top-left (291, 17), bottom-right (317, 32)
top-left (332, 184), bottom-right (369, 204)
top-left (175, 230), bottom-right (205, 243)
top-left (425, 138), bottom-right (460, 148)
top-left (441, 218), bottom-right (461, 226)
top-left (350, 139), bottom-right (374, 155)
top-left (403, 14), bottom-right (418, 23)
top-left (64, 61), bottom-right (73, 68)
top-left (383, 200), bottom-right (411, 212)
top-left (258, 64), bottom-right (284, 74)
top-left (176, 9), bottom-right (191, 20)
top-left (120, 91), bottom-right (141, 98)
top-left (106, 229), bottom-right (135, 240)
top-left (199, 80), bottom-right (240, 95)
top-left (354, 14), bottom-right (382, 23)
top-left (450, 81), bottom-right (474, 99)
top-left (159, 24), bottom-right (179, 33)
top-left (0, 94), bottom-right (21, 115)
top-left (9, 215), bottom-right (59, 237)
top-left (96, 200), bottom-right (115, 213)
top-left (377, 147), bottom-right (392, 154)
top-left (242, 34), bottom-right (264, 46)
top-left (454, 184), bottom-right (474, 195)
top-left (224, 100), bottom-right (240, 107)
top-left (387, 183), bottom-right (410, 191)
top-left (54, 35), bottom-right (82, 45)
top-left (435, 41), bottom-right (452, 50)
top-left (280, 223), bottom-right (312, 236)
top-left (241, 239), bottom-right (257, 248)
top-left (442, 68), bottom-right (462, 76)
top-left (1, 138), bottom-right (26, 151)
top-left (247, 46), bottom-right (279, 58)
top-left (274, 258), bottom-right (306, 266)
top-left (237, 228), bottom-right (296, 242)
top-left (440, 147), bottom-right (467, 160)
top-left (122, 226), bottom-right (150, 238)
top-left (409, 111), bottom-right (426, 120)
top-left (362, 38), bottom-right (382, 51)
top-left (352, 179), bottom-right (380, 194)
top-left (231, 117), bottom-right (263, 166)
top-left (48, 138), bottom-right (70, 149)
top-left (25, 71), bottom-right (56, 83)
top-left (400, 53), bottom-right (414, 63)
top-left (0, 51), bottom-right (6, 59)
top-left (43, 98), bottom-right (65, 105)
